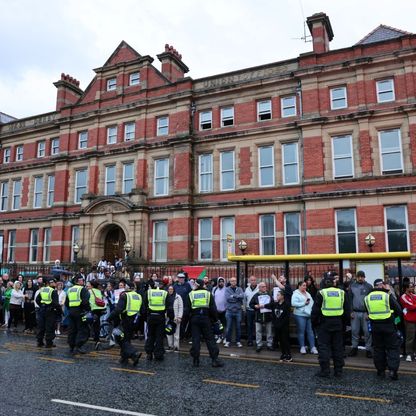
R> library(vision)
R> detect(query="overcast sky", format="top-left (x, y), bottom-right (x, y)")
top-left (1, 0), bottom-right (415, 119)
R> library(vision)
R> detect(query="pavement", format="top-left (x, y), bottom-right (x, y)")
top-left (1, 329), bottom-right (416, 416)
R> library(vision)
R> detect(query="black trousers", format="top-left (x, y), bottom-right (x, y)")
top-left (190, 315), bottom-right (219, 360)
top-left (36, 307), bottom-right (56, 345)
top-left (180, 309), bottom-right (191, 339)
top-left (275, 323), bottom-right (291, 356)
top-left (8, 304), bottom-right (22, 329)
top-left (24, 303), bottom-right (36, 330)
top-left (372, 323), bottom-right (401, 372)
top-left (91, 309), bottom-right (105, 342)
top-left (317, 325), bottom-right (344, 372)
top-left (67, 311), bottom-right (89, 348)
top-left (120, 315), bottom-right (139, 359)
top-left (145, 314), bottom-right (165, 358)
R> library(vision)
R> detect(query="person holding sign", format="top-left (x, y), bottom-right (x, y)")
top-left (249, 282), bottom-right (274, 352)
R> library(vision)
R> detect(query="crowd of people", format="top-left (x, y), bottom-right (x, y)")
top-left (0, 260), bottom-right (414, 379)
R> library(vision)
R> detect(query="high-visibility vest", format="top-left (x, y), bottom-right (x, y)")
top-left (320, 287), bottom-right (344, 316)
top-left (365, 291), bottom-right (392, 320)
top-left (89, 288), bottom-right (106, 311)
top-left (189, 290), bottom-right (210, 309)
top-left (148, 289), bottom-right (167, 311)
top-left (67, 285), bottom-right (83, 307)
top-left (124, 292), bottom-right (142, 316)
top-left (40, 287), bottom-right (53, 305)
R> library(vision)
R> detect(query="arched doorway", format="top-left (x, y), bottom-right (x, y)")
top-left (104, 225), bottom-right (126, 262)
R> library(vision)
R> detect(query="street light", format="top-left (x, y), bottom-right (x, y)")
top-left (238, 240), bottom-right (248, 255)
top-left (72, 242), bottom-right (80, 268)
top-left (365, 233), bottom-right (375, 252)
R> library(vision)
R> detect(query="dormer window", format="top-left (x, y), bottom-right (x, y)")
top-left (107, 78), bottom-right (117, 91)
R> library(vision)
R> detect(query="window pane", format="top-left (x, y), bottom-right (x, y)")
top-left (338, 234), bottom-right (356, 253)
top-left (386, 206), bottom-right (406, 230)
top-left (200, 219), bottom-right (211, 238)
top-left (337, 210), bottom-right (355, 232)
top-left (285, 213), bottom-right (299, 235)
top-left (333, 136), bottom-right (351, 156)
top-left (286, 237), bottom-right (301, 255)
top-left (260, 146), bottom-right (273, 166)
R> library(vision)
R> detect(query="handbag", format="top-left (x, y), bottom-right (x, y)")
top-left (92, 290), bottom-right (106, 308)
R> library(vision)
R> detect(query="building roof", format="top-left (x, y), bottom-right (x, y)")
top-left (0, 112), bottom-right (17, 124)
top-left (356, 24), bottom-right (412, 45)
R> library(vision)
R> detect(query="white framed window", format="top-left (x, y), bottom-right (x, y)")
top-left (377, 79), bottom-right (395, 103)
top-left (330, 87), bottom-right (347, 110)
top-left (71, 226), bottom-right (80, 262)
top-left (74, 169), bottom-right (87, 203)
top-left (332, 135), bottom-right (354, 178)
top-left (0, 182), bottom-right (8, 212)
top-left (220, 150), bottom-right (235, 191)
top-left (47, 175), bottom-right (55, 207)
top-left (220, 217), bottom-right (235, 261)
top-left (78, 131), bottom-right (88, 149)
top-left (282, 142), bottom-right (299, 185)
top-left (336, 208), bottom-right (357, 253)
top-left (107, 78), bottom-right (117, 91)
top-left (199, 154), bottom-right (213, 193)
top-left (379, 129), bottom-right (403, 174)
top-left (29, 229), bottom-right (39, 263)
top-left (284, 212), bottom-right (301, 254)
top-left (199, 218), bottom-right (213, 260)
top-left (259, 145), bottom-right (275, 187)
top-left (3, 148), bottom-right (10, 163)
top-left (105, 165), bottom-right (116, 196)
top-left (157, 116), bottom-right (169, 136)
top-left (281, 95), bottom-right (296, 117)
top-left (260, 214), bottom-right (276, 255)
top-left (153, 221), bottom-right (168, 262)
top-left (37, 141), bottom-right (46, 158)
top-left (129, 72), bottom-right (140, 86)
top-left (51, 138), bottom-right (60, 155)
top-left (43, 228), bottom-right (51, 262)
top-left (16, 145), bottom-right (24, 161)
top-left (199, 110), bottom-right (212, 130)
top-left (154, 158), bottom-right (169, 196)
top-left (221, 106), bottom-right (234, 127)
top-left (12, 180), bottom-right (21, 210)
top-left (107, 126), bottom-right (117, 144)
top-left (33, 176), bottom-right (43, 208)
top-left (123, 163), bottom-right (134, 194)
top-left (257, 100), bottom-right (272, 121)
top-left (124, 122), bottom-right (135, 141)
top-left (385, 205), bottom-right (409, 252)
top-left (7, 230), bottom-right (16, 262)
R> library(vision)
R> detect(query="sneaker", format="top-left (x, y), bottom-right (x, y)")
top-left (284, 356), bottom-right (293, 362)
top-left (247, 341), bottom-right (253, 347)
top-left (56, 330), bottom-right (61, 336)
top-left (174, 347), bottom-right (179, 352)
top-left (300, 346), bottom-right (307, 354)
top-left (216, 337), bottom-right (222, 344)
top-left (406, 355), bottom-right (412, 362)
top-left (223, 338), bottom-right (227, 344)
top-left (223, 341), bottom-right (230, 348)
top-left (348, 347), bottom-right (358, 357)
top-left (95, 342), bottom-right (101, 351)
top-left (236, 342), bottom-right (243, 348)
top-left (279, 354), bottom-right (285, 362)
top-left (256, 346), bottom-right (262, 353)
top-left (311, 347), bottom-right (319, 355)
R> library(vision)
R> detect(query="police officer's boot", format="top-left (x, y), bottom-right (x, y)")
top-left (212, 359), bottom-right (224, 368)
top-left (334, 368), bottom-right (342, 378)
top-left (132, 352), bottom-right (142, 366)
top-left (389, 370), bottom-right (398, 381)
top-left (315, 363), bottom-right (330, 378)
top-left (193, 357), bottom-right (200, 367)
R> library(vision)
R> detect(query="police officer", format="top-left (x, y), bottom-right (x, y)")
top-left (144, 280), bottom-right (168, 361)
top-left (88, 280), bottom-right (107, 350)
top-left (311, 275), bottom-right (350, 377)
top-left (187, 278), bottom-right (224, 368)
top-left (364, 278), bottom-right (402, 380)
top-left (65, 274), bottom-right (90, 354)
top-left (109, 286), bottom-right (143, 365)
top-left (35, 278), bottom-right (60, 348)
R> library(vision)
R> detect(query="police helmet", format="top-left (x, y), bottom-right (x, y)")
top-left (165, 321), bottom-right (177, 335)
top-left (112, 327), bottom-right (125, 344)
top-left (212, 320), bottom-right (224, 335)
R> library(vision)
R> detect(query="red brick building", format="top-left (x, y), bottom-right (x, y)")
top-left (0, 13), bottom-right (415, 265)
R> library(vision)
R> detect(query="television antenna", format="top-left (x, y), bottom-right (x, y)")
top-left (292, 0), bottom-right (312, 43)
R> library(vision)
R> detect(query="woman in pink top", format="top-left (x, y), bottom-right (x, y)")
top-left (400, 283), bottom-right (416, 362)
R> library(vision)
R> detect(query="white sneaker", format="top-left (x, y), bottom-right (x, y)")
top-left (236, 342), bottom-right (243, 348)
top-left (223, 338), bottom-right (227, 344)
top-left (311, 347), bottom-right (319, 355)
top-left (56, 330), bottom-right (61, 335)
top-left (216, 337), bottom-right (222, 344)
top-left (406, 355), bottom-right (412, 362)
top-left (224, 341), bottom-right (230, 348)
top-left (300, 346), bottom-right (307, 354)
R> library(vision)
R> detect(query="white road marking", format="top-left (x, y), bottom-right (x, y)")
top-left (51, 399), bottom-right (157, 416)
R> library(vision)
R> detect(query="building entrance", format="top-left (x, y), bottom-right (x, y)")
top-left (103, 226), bottom-right (126, 263)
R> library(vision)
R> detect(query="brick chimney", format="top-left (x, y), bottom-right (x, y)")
top-left (306, 12), bottom-right (334, 54)
top-left (53, 73), bottom-right (83, 111)
top-left (157, 44), bottom-right (189, 82)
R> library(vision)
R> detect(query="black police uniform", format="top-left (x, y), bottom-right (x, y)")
top-left (35, 284), bottom-right (60, 347)
top-left (311, 282), bottom-right (350, 377)
top-left (365, 288), bottom-right (402, 379)
top-left (65, 285), bottom-right (90, 353)
top-left (109, 291), bottom-right (143, 364)
top-left (187, 286), bottom-right (223, 367)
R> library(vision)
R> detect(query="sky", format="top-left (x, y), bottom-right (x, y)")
top-left (1, 0), bottom-right (415, 119)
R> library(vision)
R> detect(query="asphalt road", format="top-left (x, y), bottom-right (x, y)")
top-left (0, 331), bottom-right (415, 416)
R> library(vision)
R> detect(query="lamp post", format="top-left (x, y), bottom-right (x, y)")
top-left (72, 242), bottom-right (80, 270)
top-left (237, 240), bottom-right (248, 287)
top-left (365, 233), bottom-right (375, 252)
top-left (124, 241), bottom-right (132, 265)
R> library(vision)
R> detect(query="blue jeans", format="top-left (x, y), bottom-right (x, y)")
top-left (294, 314), bottom-right (315, 349)
top-left (226, 310), bottom-right (241, 343)
top-left (246, 310), bottom-right (256, 343)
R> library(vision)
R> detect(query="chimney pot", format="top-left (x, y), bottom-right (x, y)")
top-left (306, 12), bottom-right (334, 54)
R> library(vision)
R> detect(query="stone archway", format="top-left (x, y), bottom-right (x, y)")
top-left (103, 225), bottom-right (126, 263)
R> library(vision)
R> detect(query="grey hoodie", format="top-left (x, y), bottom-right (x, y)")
top-left (349, 280), bottom-right (373, 312)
